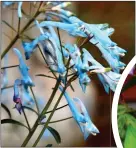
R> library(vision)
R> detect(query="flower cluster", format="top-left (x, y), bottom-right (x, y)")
top-left (2, 1), bottom-right (127, 142)
top-left (13, 48), bottom-right (34, 114)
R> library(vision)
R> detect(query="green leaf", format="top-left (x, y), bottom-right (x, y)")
top-left (22, 106), bottom-right (39, 116)
top-left (1, 119), bottom-right (29, 130)
top-left (124, 125), bottom-right (136, 148)
top-left (46, 144), bottom-right (52, 147)
top-left (122, 76), bottom-right (136, 92)
top-left (2, 20), bottom-right (17, 33)
top-left (47, 126), bottom-right (61, 144)
top-left (1, 103), bottom-right (12, 118)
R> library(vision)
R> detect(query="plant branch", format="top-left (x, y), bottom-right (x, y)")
top-left (21, 78), bottom-right (61, 147)
top-left (49, 116), bottom-right (73, 124)
top-left (1, 65), bottom-right (19, 69)
top-left (32, 74), bottom-right (77, 146)
top-left (22, 105), bottom-right (31, 131)
top-left (1, 2), bottom-right (42, 59)
top-left (45, 104), bottom-right (68, 114)
top-left (30, 87), bottom-right (40, 114)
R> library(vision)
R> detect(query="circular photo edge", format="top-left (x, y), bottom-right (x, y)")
top-left (112, 55), bottom-right (136, 148)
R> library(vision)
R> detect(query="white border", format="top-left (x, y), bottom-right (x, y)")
top-left (112, 56), bottom-right (136, 148)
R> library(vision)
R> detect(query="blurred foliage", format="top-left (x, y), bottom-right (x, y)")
top-left (118, 104), bottom-right (136, 148)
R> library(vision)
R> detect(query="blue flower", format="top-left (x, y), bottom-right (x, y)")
top-left (59, 86), bottom-right (99, 140)
top-left (35, 20), bottom-right (66, 75)
top-left (49, 8), bottom-right (116, 47)
top-left (22, 85), bottom-right (34, 105)
top-left (82, 48), bottom-right (121, 93)
top-left (65, 43), bottom-right (81, 65)
top-left (2, 2), bottom-right (14, 7)
top-left (13, 48), bottom-right (34, 86)
top-left (46, 11), bottom-right (71, 23)
top-left (18, 2), bottom-right (23, 18)
top-left (39, 21), bottom-right (86, 37)
top-left (22, 34), bottom-right (49, 60)
top-left (97, 71), bottom-right (120, 93)
top-left (75, 56), bottom-right (91, 92)
top-left (74, 98), bottom-right (100, 139)
top-left (13, 79), bottom-right (22, 114)
top-left (65, 44), bottom-right (90, 92)
top-left (96, 44), bottom-right (126, 72)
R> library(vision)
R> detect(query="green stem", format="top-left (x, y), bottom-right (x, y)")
top-left (30, 87), bottom-right (40, 114)
top-left (32, 85), bottom-right (68, 147)
top-left (32, 74), bottom-right (76, 147)
top-left (45, 104), bottom-right (68, 114)
top-left (21, 78), bottom-right (61, 147)
top-left (1, 65), bottom-right (19, 69)
top-left (18, 18), bottom-right (21, 33)
top-left (40, 116), bottom-right (73, 124)
top-left (36, 74), bottom-right (57, 80)
top-left (1, 85), bottom-right (13, 90)
top-left (22, 105), bottom-right (31, 131)
top-left (49, 116), bottom-right (73, 124)
top-left (57, 28), bottom-right (65, 64)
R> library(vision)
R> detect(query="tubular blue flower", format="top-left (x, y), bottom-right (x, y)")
top-left (2, 2), bottom-right (14, 7)
top-left (65, 43), bottom-right (81, 65)
top-left (22, 34), bottom-right (49, 59)
top-left (13, 48), bottom-right (34, 86)
top-left (39, 21), bottom-right (86, 37)
top-left (18, 2), bottom-right (23, 18)
top-left (73, 98), bottom-right (100, 139)
top-left (82, 48), bottom-right (121, 93)
top-left (96, 44), bottom-right (126, 72)
top-left (65, 44), bottom-right (90, 92)
top-left (59, 86), bottom-right (99, 140)
top-left (13, 79), bottom-right (22, 114)
top-left (50, 8), bottom-right (116, 48)
top-left (76, 56), bottom-right (91, 92)
top-left (22, 85), bottom-right (34, 105)
top-left (35, 20), bottom-right (66, 75)
top-left (46, 11), bottom-right (71, 23)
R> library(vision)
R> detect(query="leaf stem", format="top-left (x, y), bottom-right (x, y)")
top-left (30, 87), bottom-right (40, 114)
top-left (18, 18), bottom-right (21, 33)
top-left (1, 64), bottom-right (19, 69)
top-left (49, 116), bottom-right (73, 124)
top-left (22, 105), bottom-right (31, 131)
top-left (45, 104), bottom-right (68, 114)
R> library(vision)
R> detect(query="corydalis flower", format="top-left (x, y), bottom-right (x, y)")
top-left (36, 20), bottom-right (66, 75)
top-left (13, 79), bottom-right (22, 114)
top-left (65, 43), bottom-right (90, 92)
top-left (96, 43), bottom-right (126, 73)
top-left (13, 48), bottom-right (34, 113)
top-left (46, 8), bottom-right (116, 47)
top-left (22, 34), bottom-right (49, 60)
top-left (13, 48), bottom-right (34, 86)
top-left (83, 48), bottom-right (121, 93)
top-left (59, 86), bottom-right (99, 140)
top-left (46, 7), bottom-right (126, 72)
